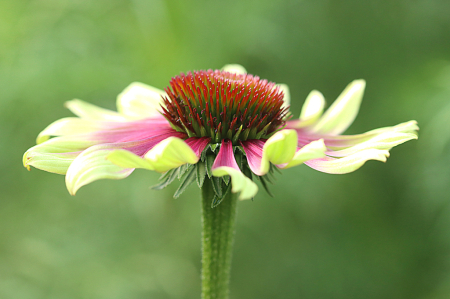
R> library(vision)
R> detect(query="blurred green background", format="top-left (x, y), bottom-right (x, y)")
top-left (1, 0), bottom-right (450, 298)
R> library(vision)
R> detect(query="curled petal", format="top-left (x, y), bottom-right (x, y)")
top-left (281, 139), bottom-right (327, 169)
top-left (310, 79), bottom-right (366, 135)
top-left (65, 99), bottom-right (125, 121)
top-left (117, 82), bottom-right (166, 119)
top-left (65, 146), bottom-right (134, 195)
top-left (108, 137), bottom-right (201, 173)
top-left (221, 64), bottom-right (247, 74)
top-left (184, 137), bottom-right (211, 158)
top-left (304, 149), bottom-right (390, 174)
top-left (325, 132), bottom-right (418, 157)
top-left (212, 139), bottom-right (258, 200)
top-left (243, 130), bottom-right (298, 176)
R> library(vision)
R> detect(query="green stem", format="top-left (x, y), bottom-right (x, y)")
top-left (201, 178), bottom-right (238, 299)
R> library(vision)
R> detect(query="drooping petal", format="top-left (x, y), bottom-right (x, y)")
top-left (184, 137), bottom-right (211, 158)
top-left (325, 132), bottom-right (418, 157)
top-left (65, 99), bottom-right (126, 121)
top-left (212, 139), bottom-right (258, 200)
top-left (108, 137), bottom-right (201, 173)
top-left (65, 146), bottom-right (134, 195)
top-left (116, 82), bottom-right (166, 119)
top-left (242, 129), bottom-right (298, 176)
top-left (23, 136), bottom-right (96, 174)
top-left (222, 64), bottom-right (247, 75)
top-left (304, 149), bottom-right (390, 174)
top-left (310, 79), bottom-right (366, 135)
top-left (281, 139), bottom-right (327, 169)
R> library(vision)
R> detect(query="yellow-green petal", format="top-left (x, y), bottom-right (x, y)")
top-left (311, 79), bottom-right (366, 135)
top-left (305, 149), bottom-right (390, 174)
top-left (116, 82), bottom-right (166, 119)
top-left (298, 90), bottom-right (326, 127)
top-left (221, 64), bottom-right (247, 75)
top-left (24, 137), bottom-right (97, 174)
top-left (36, 118), bottom-right (103, 144)
top-left (107, 150), bottom-right (155, 170)
top-left (212, 166), bottom-right (258, 200)
top-left (278, 84), bottom-right (290, 109)
top-left (259, 129), bottom-right (298, 175)
top-left (143, 137), bottom-right (199, 173)
top-left (65, 99), bottom-right (125, 121)
top-left (282, 139), bottom-right (327, 169)
top-left (65, 147), bottom-right (133, 195)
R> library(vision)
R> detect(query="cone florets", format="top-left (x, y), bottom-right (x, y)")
top-left (161, 70), bottom-right (289, 144)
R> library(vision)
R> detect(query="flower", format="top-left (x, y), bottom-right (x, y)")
top-left (23, 64), bottom-right (418, 201)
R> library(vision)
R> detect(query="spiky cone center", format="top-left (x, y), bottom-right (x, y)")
top-left (161, 70), bottom-right (289, 144)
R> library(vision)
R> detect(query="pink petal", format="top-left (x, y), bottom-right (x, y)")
top-left (184, 137), bottom-right (211, 158)
top-left (212, 139), bottom-right (240, 171)
top-left (241, 139), bottom-right (266, 176)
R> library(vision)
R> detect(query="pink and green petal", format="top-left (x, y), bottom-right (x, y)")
top-left (325, 132), bottom-right (418, 158)
top-left (65, 99), bottom-right (126, 121)
top-left (116, 82), bottom-right (167, 119)
top-left (309, 80), bottom-right (366, 135)
top-left (108, 137), bottom-right (205, 173)
top-left (287, 90), bottom-right (326, 129)
top-left (212, 140), bottom-right (258, 200)
top-left (36, 118), bottom-right (107, 144)
top-left (242, 129), bottom-right (298, 176)
top-left (304, 149), bottom-right (390, 174)
top-left (281, 139), bottom-right (327, 169)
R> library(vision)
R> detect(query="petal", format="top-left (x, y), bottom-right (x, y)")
top-left (304, 149), bottom-right (390, 174)
top-left (212, 139), bottom-right (258, 200)
top-left (65, 99), bottom-right (125, 121)
top-left (116, 82), bottom-right (166, 119)
top-left (242, 129), bottom-right (298, 176)
top-left (36, 118), bottom-right (105, 144)
top-left (107, 137), bottom-right (200, 173)
top-left (65, 145), bottom-right (134, 195)
top-left (281, 139), bottom-right (327, 169)
top-left (325, 132), bottom-right (418, 157)
top-left (285, 90), bottom-right (326, 129)
top-left (184, 137), bottom-right (211, 157)
top-left (310, 79), bottom-right (366, 135)
top-left (278, 84), bottom-right (290, 109)
top-left (24, 136), bottom-right (95, 174)
top-left (221, 64), bottom-right (247, 75)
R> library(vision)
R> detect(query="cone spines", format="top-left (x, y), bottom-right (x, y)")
top-left (161, 70), bottom-right (289, 144)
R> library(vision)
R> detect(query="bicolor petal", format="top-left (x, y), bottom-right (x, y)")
top-left (242, 129), bottom-right (298, 176)
top-left (310, 80), bottom-right (366, 135)
top-left (212, 140), bottom-right (258, 200)
top-left (304, 149), bottom-right (390, 174)
top-left (117, 82), bottom-right (166, 119)
top-left (281, 139), bottom-right (327, 169)
top-left (36, 118), bottom-right (105, 144)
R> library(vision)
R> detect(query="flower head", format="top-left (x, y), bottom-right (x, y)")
top-left (23, 64), bottom-right (418, 203)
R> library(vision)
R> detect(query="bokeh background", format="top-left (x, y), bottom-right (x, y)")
top-left (1, 0), bottom-right (450, 298)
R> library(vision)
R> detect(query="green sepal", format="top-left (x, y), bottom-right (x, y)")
top-left (196, 161), bottom-right (207, 188)
top-left (174, 165), bottom-right (196, 198)
top-left (211, 183), bottom-right (231, 208)
top-left (223, 175), bottom-right (230, 185)
top-left (206, 155), bottom-right (215, 178)
top-left (258, 175), bottom-right (273, 197)
top-left (152, 168), bottom-right (179, 190)
top-left (211, 176), bottom-right (223, 198)
top-left (177, 163), bottom-right (190, 179)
